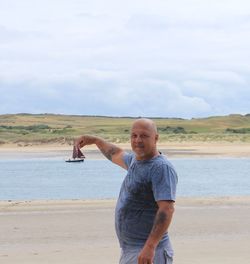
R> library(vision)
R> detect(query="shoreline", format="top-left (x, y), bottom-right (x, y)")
top-left (1, 142), bottom-right (250, 159)
top-left (1, 195), bottom-right (250, 207)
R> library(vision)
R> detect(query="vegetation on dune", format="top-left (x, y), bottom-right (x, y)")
top-left (1, 113), bottom-right (250, 146)
top-left (225, 128), bottom-right (250, 134)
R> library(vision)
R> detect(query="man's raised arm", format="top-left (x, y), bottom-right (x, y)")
top-left (74, 135), bottom-right (127, 169)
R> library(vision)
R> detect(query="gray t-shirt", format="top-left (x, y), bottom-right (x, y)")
top-left (115, 152), bottom-right (178, 255)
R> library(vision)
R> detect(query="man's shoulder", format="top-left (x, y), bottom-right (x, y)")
top-left (154, 154), bottom-right (169, 165)
top-left (123, 152), bottom-right (135, 167)
top-left (154, 154), bottom-right (176, 171)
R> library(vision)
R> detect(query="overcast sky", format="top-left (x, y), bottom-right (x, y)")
top-left (0, 0), bottom-right (250, 118)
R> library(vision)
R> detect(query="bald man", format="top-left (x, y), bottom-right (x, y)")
top-left (75, 119), bottom-right (178, 264)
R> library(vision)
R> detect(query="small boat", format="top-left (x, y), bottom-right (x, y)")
top-left (65, 157), bottom-right (85, 163)
top-left (65, 145), bottom-right (85, 163)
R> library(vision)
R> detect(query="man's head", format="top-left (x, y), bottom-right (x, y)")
top-left (130, 118), bottom-right (159, 160)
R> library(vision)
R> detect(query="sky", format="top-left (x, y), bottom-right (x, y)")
top-left (0, 0), bottom-right (250, 118)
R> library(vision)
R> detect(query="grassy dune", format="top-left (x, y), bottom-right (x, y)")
top-left (1, 113), bottom-right (250, 146)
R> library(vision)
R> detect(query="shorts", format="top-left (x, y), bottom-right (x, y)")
top-left (119, 246), bottom-right (173, 264)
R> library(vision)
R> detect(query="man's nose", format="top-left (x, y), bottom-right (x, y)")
top-left (135, 136), bottom-right (143, 143)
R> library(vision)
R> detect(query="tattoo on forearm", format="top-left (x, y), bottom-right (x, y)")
top-left (101, 145), bottom-right (118, 161)
top-left (151, 211), bottom-right (167, 233)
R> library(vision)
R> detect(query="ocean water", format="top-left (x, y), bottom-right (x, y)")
top-left (0, 158), bottom-right (250, 200)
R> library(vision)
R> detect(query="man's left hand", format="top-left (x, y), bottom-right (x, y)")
top-left (137, 245), bottom-right (155, 264)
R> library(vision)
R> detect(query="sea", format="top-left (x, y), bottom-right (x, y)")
top-left (0, 157), bottom-right (250, 201)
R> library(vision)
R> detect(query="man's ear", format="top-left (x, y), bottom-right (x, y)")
top-left (155, 134), bottom-right (159, 142)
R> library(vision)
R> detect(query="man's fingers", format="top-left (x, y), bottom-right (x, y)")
top-left (74, 137), bottom-right (84, 148)
top-left (138, 257), bottom-right (153, 264)
top-left (74, 135), bottom-right (96, 148)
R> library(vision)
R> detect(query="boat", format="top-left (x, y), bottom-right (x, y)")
top-left (65, 157), bottom-right (85, 163)
top-left (65, 145), bottom-right (85, 163)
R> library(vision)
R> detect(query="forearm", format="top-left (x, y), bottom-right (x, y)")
top-left (138, 204), bottom-right (174, 263)
top-left (75, 135), bottom-right (126, 167)
top-left (145, 206), bottom-right (174, 249)
top-left (94, 137), bottom-right (123, 161)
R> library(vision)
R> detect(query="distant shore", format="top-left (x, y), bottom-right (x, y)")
top-left (1, 142), bottom-right (250, 159)
top-left (1, 197), bottom-right (250, 264)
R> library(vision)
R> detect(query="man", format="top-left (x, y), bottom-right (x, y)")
top-left (74, 118), bottom-right (178, 264)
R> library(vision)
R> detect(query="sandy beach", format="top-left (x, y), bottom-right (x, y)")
top-left (0, 197), bottom-right (250, 264)
top-left (1, 142), bottom-right (250, 159)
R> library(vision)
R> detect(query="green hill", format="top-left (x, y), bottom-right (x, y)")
top-left (1, 113), bottom-right (250, 146)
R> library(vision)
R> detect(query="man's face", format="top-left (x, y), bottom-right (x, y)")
top-left (130, 122), bottom-right (158, 160)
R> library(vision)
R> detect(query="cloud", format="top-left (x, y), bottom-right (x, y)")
top-left (0, 0), bottom-right (250, 117)
top-left (0, 25), bottom-right (45, 44)
top-left (186, 70), bottom-right (246, 85)
top-left (0, 73), bottom-right (213, 118)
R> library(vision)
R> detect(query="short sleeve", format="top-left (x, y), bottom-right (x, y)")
top-left (122, 152), bottom-right (134, 169)
top-left (152, 164), bottom-right (178, 202)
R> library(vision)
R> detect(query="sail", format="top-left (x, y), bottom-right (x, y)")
top-left (72, 145), bottom-right (85, 159)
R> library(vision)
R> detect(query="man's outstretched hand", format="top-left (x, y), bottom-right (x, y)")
top-left (74, 135), bottom-right (97, 149)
